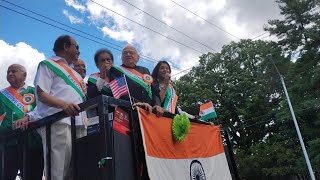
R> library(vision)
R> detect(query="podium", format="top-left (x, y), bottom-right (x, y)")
top-left (76, 131), bottom-right (136, 180)
top-left (75, 96), bottom-right (137, 180)
top-left (0, 95), bottom-right (239, 180)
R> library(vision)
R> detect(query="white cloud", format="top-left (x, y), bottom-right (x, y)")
top-left (65, 0), bottom-right (86, 13)
top-left (220, 11), bottom-right (248, 39)
top-left (101, 26), bottom-right (134, 43)
top-left (65, 0), bottom-right (281, 77)
top-left (63, 9), bottom-right (84, 24)
top-left (0, 40), bottom-right (45, 89)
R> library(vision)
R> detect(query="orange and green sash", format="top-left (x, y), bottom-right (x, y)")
top-left (163, 83), bottom-right (178, 113)
top-left (88, 73), bottom-right (111, 93)
top-left (0, 87), bottom-right (35, 118)
top-left (41, 59), bottom-right (86, 101)
top-left (113, 65), bottom-right (153, 98)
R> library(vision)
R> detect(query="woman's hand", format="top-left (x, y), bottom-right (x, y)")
top-left (133, 102), bottom-right (153, 113)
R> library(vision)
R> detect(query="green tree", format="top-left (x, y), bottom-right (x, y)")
top-left (264, 0), bottom-right (320, 52)
top-left (175, 1), bottom-right (320, 178)
top-left (265, 0), bottom-right (320, 177)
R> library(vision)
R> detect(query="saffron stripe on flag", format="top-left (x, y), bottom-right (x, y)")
top-left (138, 108), bottom-right (232, 180)
top-left (138, 108), bottom-right (224, 159)
top-left (201, 107), bottom-right (215, 115)
top-left (200, 101), bottom-right (214, 111)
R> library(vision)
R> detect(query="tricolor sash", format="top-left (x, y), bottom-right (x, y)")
top-left (41, 59), bottom-right (86, 101)
top-left (113, 66), bottom-right (153, 98)
top-left (163, 83), bottom-right (178, 113)
top-left (0, 87), bottom-right (35, 118)
top-left (88, 73), bottom-right (111, 93)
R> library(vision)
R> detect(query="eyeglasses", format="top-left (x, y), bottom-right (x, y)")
top-left (70, 44), bottom-right (79, 50)
top-left (66, 43), bottom-right (79, 50)
top-left (99, 58), bottom-right (113, 63)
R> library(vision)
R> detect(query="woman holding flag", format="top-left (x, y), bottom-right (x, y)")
top-left (87, 48), bottom-right (114, 98)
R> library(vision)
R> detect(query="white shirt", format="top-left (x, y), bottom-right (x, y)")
top-left (17, 84), bottom-right (28, 93)
top-left (34, 56), bottom-right (85, 126)
top-left (96, 76), bottom-right (106, 91)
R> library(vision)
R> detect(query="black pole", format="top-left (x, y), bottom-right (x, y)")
top-left (129, 110), bottom-right (141, 180)
top-left (97, 96), bottom-right (114, 180)
top-left (71, 116), bottom-right (78, 180)
top-left (0, 148), bottom-right (5, 180)
top-left (46, 124), bottom-right (51, 180)
top-left (223, 129), bottom-right (240, 180)
top-left (22, 135), bottom-right (28, 179)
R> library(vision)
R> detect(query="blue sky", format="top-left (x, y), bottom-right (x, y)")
top-left (0, 0), bottom-right (280, 88)
top-left (0, 0), bottom-right (132, 78)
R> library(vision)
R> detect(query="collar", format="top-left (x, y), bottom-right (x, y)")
top-left (21, 83), bottom-right (28, 89)
top-left (10, 83), bottom-right (28, 93)
top-left (121, 64), bottom-right (136, 69)
top-left (50, 56), bottom-right (70, 66)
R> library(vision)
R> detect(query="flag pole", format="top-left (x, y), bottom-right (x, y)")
top-left (267, 54), bottom-right (315, 180)
top-left (122, 74), bottom-right (133, 106)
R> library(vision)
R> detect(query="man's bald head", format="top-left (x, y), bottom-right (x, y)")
top-left (121, 44), bottom-right (139, 68)
top-left (73, 58), bottom-right (86, 78)
top-left (7, 64), bottom-right (27, 88)
top-left (10, 64), bottom-right (26, 73)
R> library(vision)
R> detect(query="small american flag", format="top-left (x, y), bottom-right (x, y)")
top-left (110, 75), bottom-right (129, 99)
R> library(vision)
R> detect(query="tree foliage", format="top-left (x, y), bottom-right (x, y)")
top-left (175, 0), bottom-right (320, 178)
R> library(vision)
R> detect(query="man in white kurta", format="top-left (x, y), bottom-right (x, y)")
top-left (34, 35), bottom-right (86, 180)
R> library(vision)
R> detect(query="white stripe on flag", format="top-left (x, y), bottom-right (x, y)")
top-left (201, 107), bottom-right (215, 115)
top-left (112, 87), bottom-right (127, 98)
top-left (146, 153), bottom-right (232, 180)
top-left (109, 76), bottom-right (128, 99)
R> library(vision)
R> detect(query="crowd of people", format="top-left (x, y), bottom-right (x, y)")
top-left (0, 35), bottom-right (181, 180)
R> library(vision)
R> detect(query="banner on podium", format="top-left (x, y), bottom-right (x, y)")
top-left (113, 106), bottom-right (130, 136)
top-left (138, 108), bottom-right (232, 180)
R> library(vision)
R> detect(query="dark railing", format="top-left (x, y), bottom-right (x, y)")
top-left (0, 95), bottom-right (239, 180)
top-left (0, 95), bottom-right (131, 180)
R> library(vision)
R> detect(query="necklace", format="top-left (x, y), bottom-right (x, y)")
top-left (159, 84), bottom-right (167, 91)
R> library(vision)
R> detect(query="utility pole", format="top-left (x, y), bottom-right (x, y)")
top-left (267, 54), bottom-right (316, 180)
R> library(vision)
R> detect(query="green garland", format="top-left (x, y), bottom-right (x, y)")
top-left (172, 112), bottom-right (190, 142)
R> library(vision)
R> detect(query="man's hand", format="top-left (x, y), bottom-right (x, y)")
top-left (12, 116), bottom-right (29, 131)
top-left (133, 102), bottom-right (152, 113)
top-left (152, 105), bottom-right (164, 117)
top-left (61, 102), bottom-right (80, 116)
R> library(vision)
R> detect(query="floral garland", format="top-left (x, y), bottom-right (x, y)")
top-left (172, 112), bottom-right (190, 142)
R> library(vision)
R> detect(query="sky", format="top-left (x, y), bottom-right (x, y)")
top-left (0, 0), bottom-right (281, 88)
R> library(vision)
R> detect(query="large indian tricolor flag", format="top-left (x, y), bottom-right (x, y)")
top-left (138, 108), bottom-right (232, 180)
top-left (200, 101), bottom-right (217, 121)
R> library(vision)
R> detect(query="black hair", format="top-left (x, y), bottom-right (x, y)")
top-left (53, 35), bottom-right (73, 53)
top-left (151, 61), bottom-right (171, 82)
top-left (94, 48), bottom-right (114, 64)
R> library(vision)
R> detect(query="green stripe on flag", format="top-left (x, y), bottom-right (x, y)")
top-left (88, 77), bottom-right (98, 84)
top-left (200, 112), bottom-right (217, 121)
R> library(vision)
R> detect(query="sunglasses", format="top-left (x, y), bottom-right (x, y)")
top-left (66, 43), bottom-right (79, 50)
top-left (70, 43), bottom-right (79, 50)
